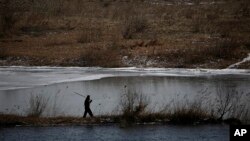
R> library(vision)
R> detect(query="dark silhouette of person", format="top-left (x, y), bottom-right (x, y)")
top-left (83, 95), bottom-right (93, 118)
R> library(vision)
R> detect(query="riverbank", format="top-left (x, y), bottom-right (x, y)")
top-left (1, 0), bottom-right (250, 69)
top-left (0, 114), bottom-right (241, 127)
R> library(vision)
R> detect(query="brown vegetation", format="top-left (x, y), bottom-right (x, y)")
top-left (0, 114), bottom-right (110, 127)
top-left (27, 94), bottom-right (49, 117)
top-left (118, 86), bottom-right (246, 126)
top-left (0, 0), bottom-right (250, 68)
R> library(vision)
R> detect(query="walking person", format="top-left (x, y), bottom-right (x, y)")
top-left (83, 95), bottom-right (93, 118)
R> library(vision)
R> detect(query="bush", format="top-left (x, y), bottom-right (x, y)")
top-left (122, 16), bottom-right (148, 39)
top-left (99, 0), bottom-right (112, 8)
top-left (80, 47), bottom-right (121, 67)
top-left (0, 1), bottom-right (17, 36)
top-left (161, 94), bottom-right (212, 124)
top-left (0, 0), bottom-right (28, 36)
top-left (0, 48), bottom-right (7, 59)
top-left (78, 28), bottom-right (102, 43)
top-left (27, 94), bottom-right (49, 117)
top-left (215, 85), bottom-right (248, 121)
top-left (120, 88), bottom-right (150, 123)
top-left (169, 100), bottom-right (209, 124)
top-left (208, 38), bottom-right (239, 59)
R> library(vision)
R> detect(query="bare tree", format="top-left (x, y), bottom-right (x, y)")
top-left (27, 94), bottom-right (49, 117)
top-left (215, 84), bottom-right (247, 120)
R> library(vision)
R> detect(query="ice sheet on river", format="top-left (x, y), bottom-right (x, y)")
top-left (0, 66), bottom-right (249, 90)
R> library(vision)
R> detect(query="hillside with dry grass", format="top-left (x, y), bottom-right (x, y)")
top-left (0, 0), bottom-right (250, 68)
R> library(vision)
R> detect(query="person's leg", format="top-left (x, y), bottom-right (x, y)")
top-left (83, 110), bottom-right (87, 118)
top-left (87, 108), bottom-right (93, 117)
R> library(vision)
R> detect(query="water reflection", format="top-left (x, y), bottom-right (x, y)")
top-left (0, 125), bottom-right (229, 141)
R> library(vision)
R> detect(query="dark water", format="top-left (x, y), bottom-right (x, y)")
top-left (0, 125), bottom-right (229, 141)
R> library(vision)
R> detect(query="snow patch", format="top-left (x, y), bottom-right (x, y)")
top-left (227, 53), bottom-right (250, 69)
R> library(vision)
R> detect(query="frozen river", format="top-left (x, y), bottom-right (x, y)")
top-left (0, 67), bottom-right (250, 118)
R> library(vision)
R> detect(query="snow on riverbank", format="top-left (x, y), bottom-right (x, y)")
top-left (227, 53), bottom-right (250, 69)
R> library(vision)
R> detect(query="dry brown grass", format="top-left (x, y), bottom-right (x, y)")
top-left (77, 28), bottom-right (103, 43)
top-left (122, 15), bottom-right (149, 39)
top-left (0, 114), bottom-right (108, 127)
top-left (0, 0), bottom-right (250, 68)
top-left (167, 100), bottom-right (211, 124)
top-left (119, 89), bottom-right (150, 124)
top-left (118, 87), bottom-right (217, 125)
top-left (0, 47), bottom-right (7, 59)
top-left (80, 46), bottom-right (121, 67)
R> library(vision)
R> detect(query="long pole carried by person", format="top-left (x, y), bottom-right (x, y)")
top-left (73, 92), bottom-right (86, 98)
